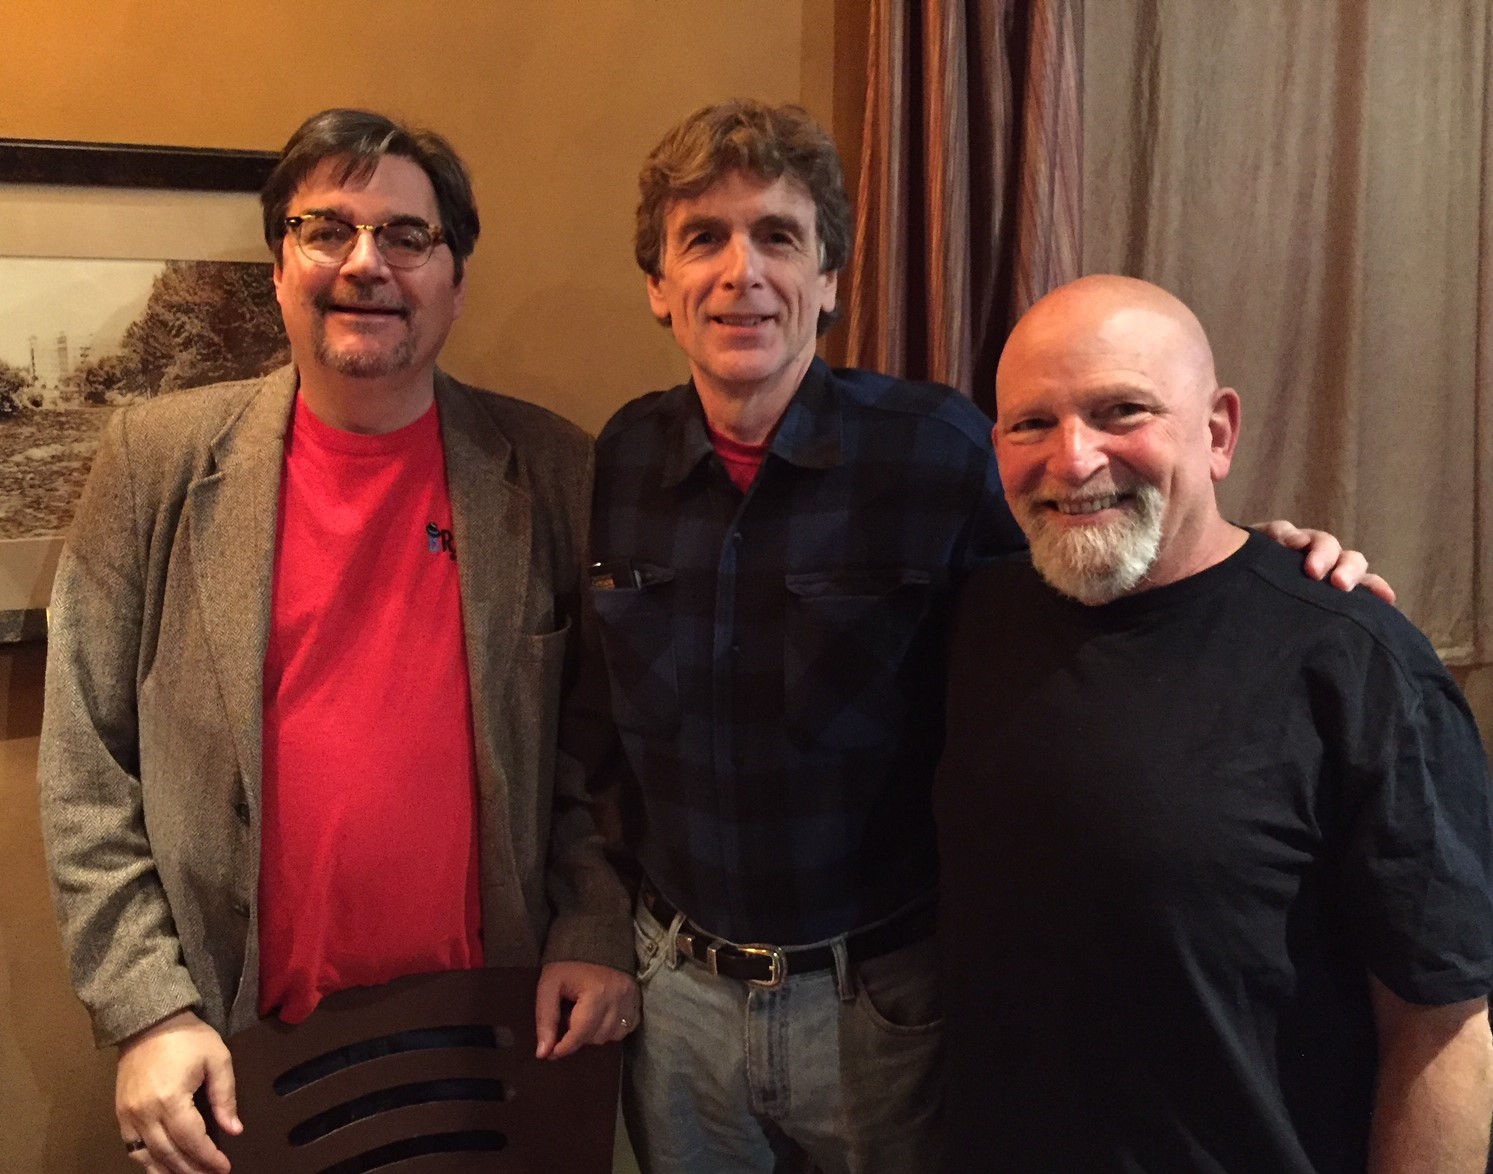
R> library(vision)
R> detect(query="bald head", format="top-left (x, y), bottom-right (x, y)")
top-left (997, 275), bottom-right (1219, 413)
top-left (993, 275), bottom-right (1243, 603)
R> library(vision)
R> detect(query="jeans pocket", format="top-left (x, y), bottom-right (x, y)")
top-left (854, 935), bottom-right (943, 1034)
top-left (633, 904), bottom-right (674, 983)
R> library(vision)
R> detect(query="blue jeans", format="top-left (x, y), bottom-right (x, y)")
top-left (621, 898), bottom-right (944, 1174)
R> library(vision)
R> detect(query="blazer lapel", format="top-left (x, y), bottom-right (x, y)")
top-left (437, 372), bottom-right (531, 802)
top-left (187, 367), bottom-right (297, 811)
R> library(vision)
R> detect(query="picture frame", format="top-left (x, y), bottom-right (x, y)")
top-left (0, 138), bottom-right (279, 642)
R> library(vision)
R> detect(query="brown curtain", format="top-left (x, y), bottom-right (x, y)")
top-left (1084, 0), bottom-right (1491, 666)
top-left (846, 0), bottom-right (1084, 412)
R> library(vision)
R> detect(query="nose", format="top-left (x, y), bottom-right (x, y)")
top-left (340, 226), bottom-right (391, 280)
top-left (1048, 418), bottom-right (1108, 484)
top-left (720, 235), bottom-right (762, 288)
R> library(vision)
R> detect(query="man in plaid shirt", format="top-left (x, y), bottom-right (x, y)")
top-left (589, 100), bottom-right (1381, 1174)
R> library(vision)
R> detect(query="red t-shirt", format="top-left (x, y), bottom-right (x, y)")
top-left (258, 395), bottom-right (483, 1023)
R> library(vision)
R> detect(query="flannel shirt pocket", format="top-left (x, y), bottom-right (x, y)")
top-left (784, 568), bottom-right (934, 751)
top-left (592, 564), bottom-right (680, 737)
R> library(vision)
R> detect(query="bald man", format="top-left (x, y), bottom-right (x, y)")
top-left (934, 276), bottom-right (1493, 1173)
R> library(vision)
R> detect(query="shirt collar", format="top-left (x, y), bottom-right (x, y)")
top-left (770, 358), bottom-right (842, 470)
top-left (658, 358), bottom-right (843, 488)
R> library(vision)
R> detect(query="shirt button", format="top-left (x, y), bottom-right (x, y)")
top-left (732, 532), bottom-right (743, 545)
top-left (230, 897), bottom-right (250, 918)
top-left (234, 801), bottom-right (251, 825)
top-left (730, 643), bottom-right (740, 655)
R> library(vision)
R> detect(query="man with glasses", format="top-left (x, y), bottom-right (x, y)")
top-left (39, 108), bottom-right (637, 1174)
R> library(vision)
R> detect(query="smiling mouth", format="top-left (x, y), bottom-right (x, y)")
top-left (1048, 492), bottom-right (1133, 516)
top-left (326, 304), bottom-right (406, 318)
top-left (712, 313), bottom-right (774, 327)
top-left (316, 291), bottom-right (408, 319)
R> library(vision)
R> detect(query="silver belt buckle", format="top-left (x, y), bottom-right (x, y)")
top-left (738, 944), bottom-right (787, 988)
top-left (676, 930), bottom-right (787, 988)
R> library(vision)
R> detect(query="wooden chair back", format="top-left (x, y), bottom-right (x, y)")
top-left (218, 968), bottom-right (620, 1172)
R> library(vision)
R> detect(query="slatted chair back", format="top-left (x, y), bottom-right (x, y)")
top-left (218, 968), bottom-right (621, 1173)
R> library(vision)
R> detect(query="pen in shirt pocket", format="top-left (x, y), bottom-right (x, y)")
top-left (589, 559), bottom-right (642, 590)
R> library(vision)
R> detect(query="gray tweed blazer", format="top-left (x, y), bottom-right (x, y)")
top-left (38, 366), bottom-right (631, 1047)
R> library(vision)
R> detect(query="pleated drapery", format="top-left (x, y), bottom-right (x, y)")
top-left (846, 0), bottom-right (1083, 413)
top-left (1085, 0), bottom-right (1490, 664)
top-left (847, 0), bottom-right (1488, 665)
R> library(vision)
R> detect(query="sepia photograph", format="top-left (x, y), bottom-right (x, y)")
top-left (0, 255), bottom-right (286, 541)
top-left (0, 139), bottom-right (276, 630)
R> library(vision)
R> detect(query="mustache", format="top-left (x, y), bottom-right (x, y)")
top-left (313, 289), bottom-right (408, 317)
top-left (1035, 475), bottom-right (1144, 505)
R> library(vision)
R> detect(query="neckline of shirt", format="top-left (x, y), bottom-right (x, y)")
top-left (291, 393), bottom-right (440, 457)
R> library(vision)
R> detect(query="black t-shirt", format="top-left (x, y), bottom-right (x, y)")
top-left (935, 531), bottom-right (1493, 1173)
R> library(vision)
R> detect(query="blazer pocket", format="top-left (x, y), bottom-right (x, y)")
top-left (504, 619), bottom-right (571, 805)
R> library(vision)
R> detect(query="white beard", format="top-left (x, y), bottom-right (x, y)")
top-left (1019, 484), bottom-right (1164, 606)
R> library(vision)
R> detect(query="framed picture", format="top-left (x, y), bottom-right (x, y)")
top-left (0, 138), bottom-right (284, 642)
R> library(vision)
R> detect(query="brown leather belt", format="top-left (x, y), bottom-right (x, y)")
top-left (641, 882), bottom-right (936, 989)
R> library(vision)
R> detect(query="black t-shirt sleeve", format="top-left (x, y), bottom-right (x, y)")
top-left (1340, 643), bottom-right (1493, 1004)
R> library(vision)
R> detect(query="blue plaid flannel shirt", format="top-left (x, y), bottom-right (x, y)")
top-left (590, 359), bottom-right (1026, 944)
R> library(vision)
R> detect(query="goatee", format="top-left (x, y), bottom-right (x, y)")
top-left (1020, 484), bottom-right (1164, 606)
top-left (312, 294), bottom-right (413, 378)
top-left (314, 332), bottom-right (415, 378)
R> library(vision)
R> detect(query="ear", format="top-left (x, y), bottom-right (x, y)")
top-left (451, 273), bottom-right (467, 321)
top-left (819, 267), bottom-right (838, 316)
top-left (645, 272), bottom-right (671, 326)
top-left (1208, 387), bottom-right (1241, 482)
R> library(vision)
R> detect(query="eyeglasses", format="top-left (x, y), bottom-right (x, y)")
top-left (282, 214), bottom-right (447, 269)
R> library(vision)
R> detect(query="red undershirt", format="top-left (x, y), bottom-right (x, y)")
top-left (708, 423), bottom-right (772, 493)
top-left (258, 395), bottom-right (483, 1023)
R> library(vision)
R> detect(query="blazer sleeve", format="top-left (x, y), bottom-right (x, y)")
top-left (38, 408), bottom-right (202, 1047)
top-left (536, 438), bottom-right (635, 973)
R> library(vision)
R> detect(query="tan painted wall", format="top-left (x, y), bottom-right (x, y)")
top-left (0, 0), bottom-right (855, 434)
top-left (0, 643), bottom-right (110, 1172)
top-left (0, 1), bottom-right (865, 1169)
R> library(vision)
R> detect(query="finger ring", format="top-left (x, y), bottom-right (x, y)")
top-left (124, 1139), bottom-right (147, 1154)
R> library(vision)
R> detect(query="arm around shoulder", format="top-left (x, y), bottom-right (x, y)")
top-left (1253, 518), bottom-right (1396, 602)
